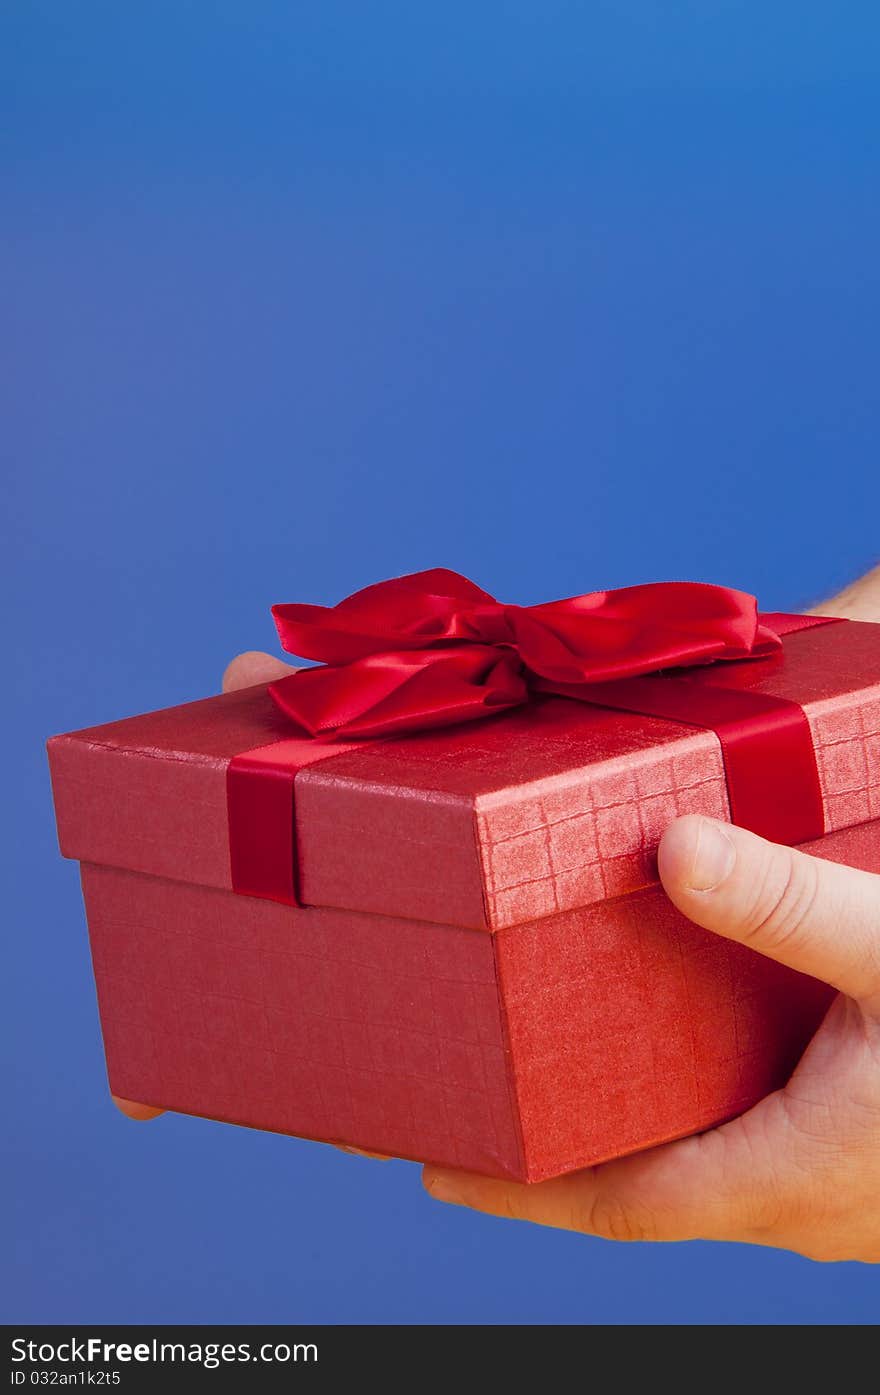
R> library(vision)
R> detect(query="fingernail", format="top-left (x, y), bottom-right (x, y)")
top-left (687, 818), bottom-right (736, 891)
top-left (425, 1171), bottom-right (463, 1205)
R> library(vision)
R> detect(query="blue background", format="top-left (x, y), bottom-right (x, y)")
top-left (3, 2), bottom-right (880, 1324)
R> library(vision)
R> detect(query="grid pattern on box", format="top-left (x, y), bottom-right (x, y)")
top-left (83, 864), bottom-right (524, 1178)
top-left (810, 695), bottom-right (880, 830)
top-left (477, 742), bottom-right (730, 930)
top-left (495, 883), bottom-right (833, 1180)
top-left (476, 695), bottom-right (880, 932)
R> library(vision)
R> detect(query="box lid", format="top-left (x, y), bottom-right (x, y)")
top-left (48, 620), bottom-right (880, 931)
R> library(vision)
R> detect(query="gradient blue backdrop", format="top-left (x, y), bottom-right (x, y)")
top-left (3, 3), bottom-right (880, 1324)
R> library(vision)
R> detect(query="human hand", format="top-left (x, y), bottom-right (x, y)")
top-left (423, 814), bottom-right (880, 1260)
top-left (422, 566), bottom-right (880, 1261)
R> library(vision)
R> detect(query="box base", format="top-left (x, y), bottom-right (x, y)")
top-left (78, 816), bottom-right (880, 1181)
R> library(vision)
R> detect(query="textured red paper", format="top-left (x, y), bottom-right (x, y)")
top-left (47, 617), bottom-right (880, 1179)
top-left (78, 821), bottom-right (879, 1181)
top-left (501, 818), bottom-right (880, 1178)
top-left (80, 863), bottom-right (524, 1177)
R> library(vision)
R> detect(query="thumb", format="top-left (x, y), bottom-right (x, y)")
top-left (657, 815), bottom-right (880, 1007)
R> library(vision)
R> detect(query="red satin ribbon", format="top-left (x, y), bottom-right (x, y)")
top-left (227, 736), bottom-right (362, 904)
top-left (268, 570), bottom-right (787, 738)
top-left (227, 572), bottom-right (840, 906)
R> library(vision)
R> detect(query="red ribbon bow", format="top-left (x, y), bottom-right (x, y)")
top-left (228, 571), bottom-right (838, 907)
top-left (268, 569), bottom-right (784, 739)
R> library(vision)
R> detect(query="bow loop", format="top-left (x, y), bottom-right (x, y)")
top-left (271, 568), bottom-right (505, 665)
top-left (269, 571), bottom-right (783, 738)
top-left (269, 643), bottom-right (527, 739)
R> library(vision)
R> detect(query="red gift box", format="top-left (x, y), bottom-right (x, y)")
top-left (47, 576), bottom-right (880, 1181)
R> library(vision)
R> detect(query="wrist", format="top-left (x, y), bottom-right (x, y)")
top-left (807, 562), bottom-right (880, 624)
